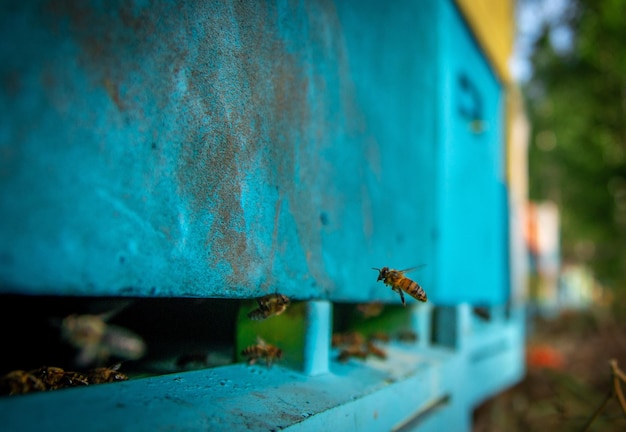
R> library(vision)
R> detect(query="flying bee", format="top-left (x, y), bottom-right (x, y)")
top-left (372, 266), bottom-right (427, 306)
top-left (247, 294), bottom-right (290, 321)
top-left (58, 307), bottom-right (146, 368)
top-left (241, 337), bottom-right (283, 368)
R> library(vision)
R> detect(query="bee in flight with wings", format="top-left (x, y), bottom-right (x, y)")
top-left (372, 265), bottom-right (427, 306)
top-left (247, 293), bottom-right (290, 320)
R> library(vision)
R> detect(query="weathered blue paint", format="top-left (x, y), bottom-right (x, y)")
top-left (0, 0), bottom-right (441, 302)
top-left (434, 0), bottom-right (508, 305)
top-left (0, 0), bottom-right (525, 430)
top-left (0, 0), bottom-right (507, 305)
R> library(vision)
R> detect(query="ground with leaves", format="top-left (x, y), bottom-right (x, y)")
top-left (473, 307), bottom-right (626, 431)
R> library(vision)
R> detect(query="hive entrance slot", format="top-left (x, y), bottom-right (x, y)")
top-left (0, 295), bottom-right (240, 385)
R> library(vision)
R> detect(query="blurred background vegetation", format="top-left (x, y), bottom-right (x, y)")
top-left (474, 0), bottom-right (626, 429)
top-left (524, 0), bottom-right (626, 306)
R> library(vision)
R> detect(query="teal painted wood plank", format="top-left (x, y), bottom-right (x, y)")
top-left (0, 0), bottom-right (525, 430)
top-left (0, 344), bottom-right (456, 432)
top-left (434, 0), bottom-right (508, 305)
top-left (465, 309), bottom-right (526, 407)
top-left (0, 0), bottom-right (439, 302)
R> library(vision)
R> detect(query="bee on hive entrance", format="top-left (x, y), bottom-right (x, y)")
top-left (241, 337), bottom-right (283, 368)
top-left (0, 370), bottom-right (46, 395)
top-left (247, 293), bottom-right (290, 320)
top-left (372, 266), bottom-right (427, 306)
top-left (337, 344), bottom-right (369, 363)
top-left (332, 329), bottom-right (388, 363)
top-left (29, 366), bottom-right (89, 390)
top-left (86, 363), bottom-right (128, 384)
top-left (0, 363), bottom-right (128, 396)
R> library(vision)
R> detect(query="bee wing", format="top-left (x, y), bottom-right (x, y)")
top-left (108, 362), bottom-right (123, 372)
top-left (255, 296), bottom-right (266, 308)
top-left (398, 264), bottom-right (427, 274)
top-left (98, 300), bottom-right (135, 322)
top-left (75, 344), bottom-right (102, 368)
top-left (256, 294), bottom-right (275, 311)
top-left (247, 307), bottom-right (265, 320)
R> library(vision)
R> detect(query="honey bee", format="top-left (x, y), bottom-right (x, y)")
top-left (241, 337), bottom-right (283, 367)
top-left (0, 370), bottom-right (46, 395)
top-left (368, 331), bottom-right (391, 343)
top-left (333, 331), bottom-right (387, 362)
top-left (337, 344), bottom-right (369, 363)
top-left (372, 266), bottom-right (427, 306)
top-left (366, 341), bottom-right (387, 360)
top-left (247, 294), bottom-right (290, 321)
top-left (29, 366), bottom-right (89, 390)
top-left (356, 302), bottom-right (384, 318)
top-left (0, 363), bottom-right (128, 396)
top-left (86, 363), bottom-right (128, 384)
top-left (59, 309), bottom-right (146, 368)
top-left (331, 331), bottom-right (365, 348)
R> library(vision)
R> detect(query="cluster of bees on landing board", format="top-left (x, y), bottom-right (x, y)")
top-left (241, 265), bottom-right (426, 366)
top-left (0, 301), bottom-right (146, 397)
top-left (0, 364), bottom-right (128, 396)
top-left (332, 329), bottom-right (418, 363)
top-left (1, 265), bottom-right (426, 392)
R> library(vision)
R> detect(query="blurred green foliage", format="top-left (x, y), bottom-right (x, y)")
top-left (524, 0), bottom-right (626, 297)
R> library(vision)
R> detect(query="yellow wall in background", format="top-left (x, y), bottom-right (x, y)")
top-left (455, 0), bottom-right (515, 84)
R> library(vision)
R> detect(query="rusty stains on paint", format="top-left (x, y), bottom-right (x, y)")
top-left (38, 0), bottom-right (361, 296)
top-left (103, 77), bottom-right (124, 111)
top-left (267, 196), bottom-right (283, 280)
top-left (177, 125), bottom-right (249, 284)
top-left (44, 1), bottom-right (185, 115)
top-left (175, 2), bottom-right (281, 288)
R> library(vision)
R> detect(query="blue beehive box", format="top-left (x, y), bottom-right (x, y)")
top-left (0, 1), bottom-right (525, 430)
